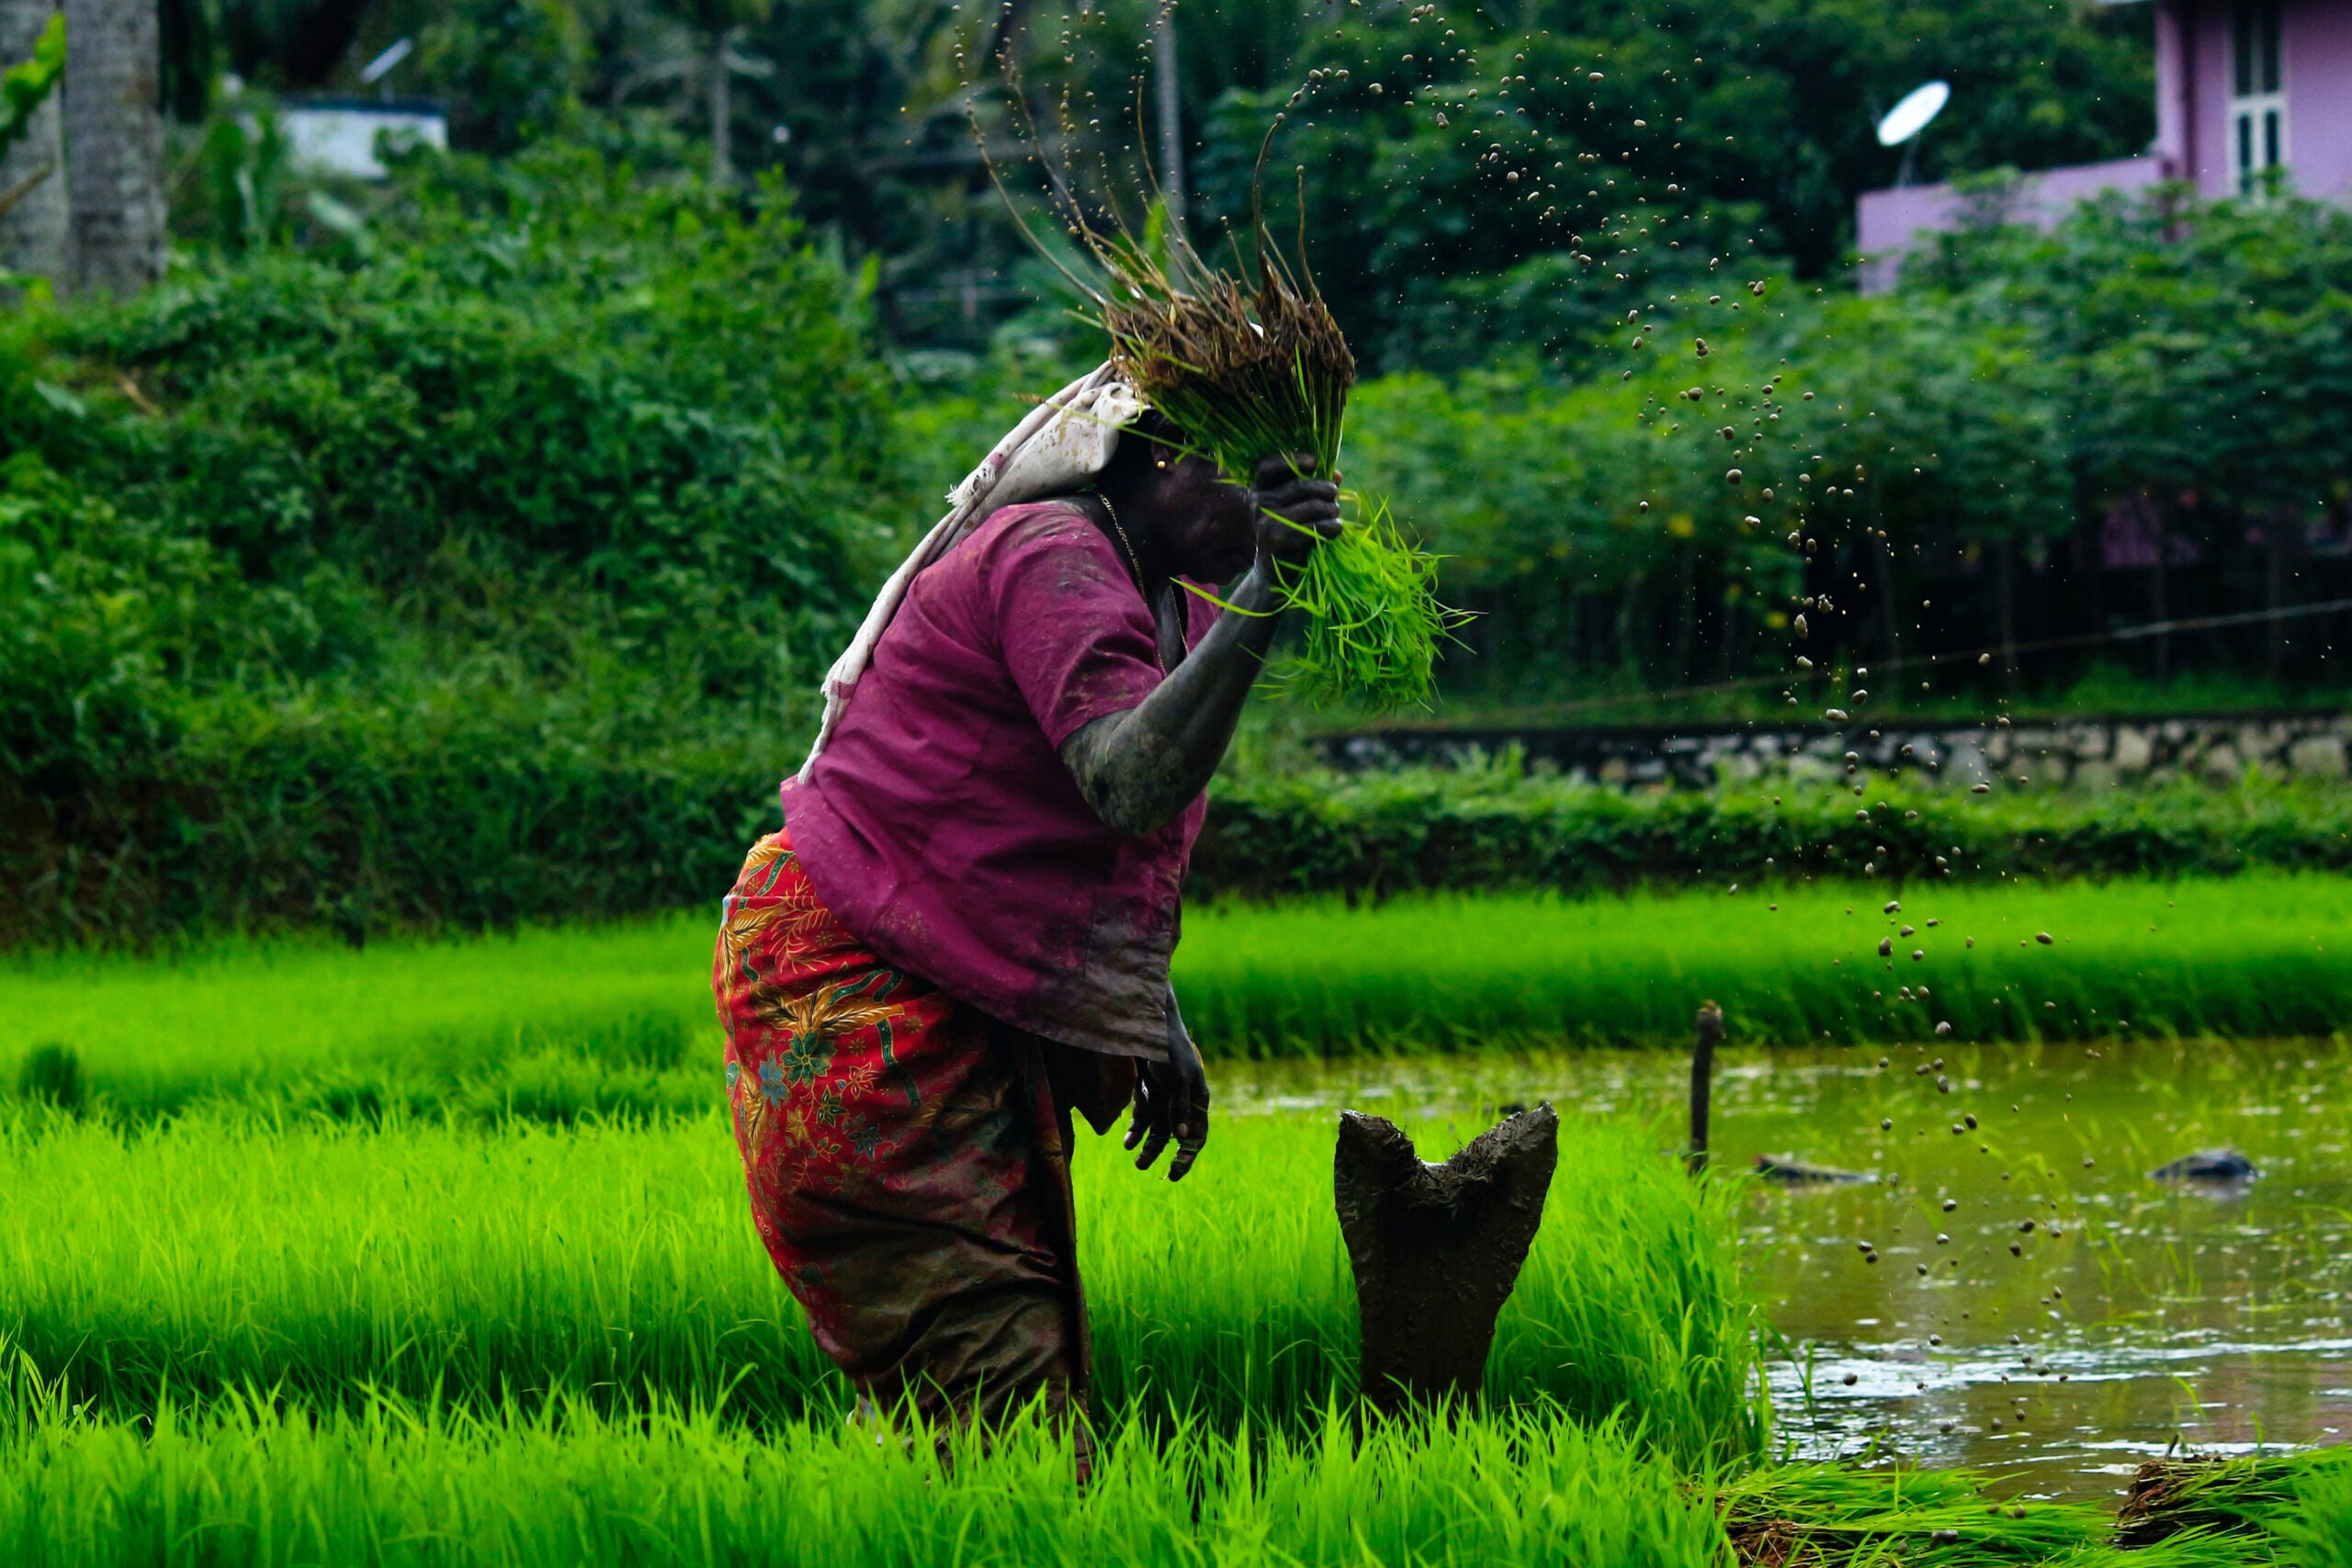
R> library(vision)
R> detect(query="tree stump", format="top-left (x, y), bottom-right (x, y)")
top-left (1334, 1103), bottom-right (1559, 1415)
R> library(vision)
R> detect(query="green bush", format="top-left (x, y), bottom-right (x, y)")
top-left (1326, 192), bottom-right (2352, 698)
top-left (35, 146), bottom-right (881, 666)
top-left (0, 146), bottom-right (889, 947)
top-left (1192, 766), bottom-right (2352, 900)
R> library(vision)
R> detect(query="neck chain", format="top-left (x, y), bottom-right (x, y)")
top-left (1092, 491), bottom-right (1152, 592)
top-left (1092, 490), bottom-right (1180, 673)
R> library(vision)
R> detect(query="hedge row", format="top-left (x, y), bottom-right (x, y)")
top-left (1, 708), bottom-right (788, 949)
top-left (12, 735), bottom-right (2351, 948)
top-left (1190, 767), bottom-right (2352, 900)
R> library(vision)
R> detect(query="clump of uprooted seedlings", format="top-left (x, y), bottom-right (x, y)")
top-left (1091, 220), bottom-right (1462, 710)
top-left (986, 89), bottom-right (1461, 710)
top-left (1718, 1461), bottom-right (2263, 1568)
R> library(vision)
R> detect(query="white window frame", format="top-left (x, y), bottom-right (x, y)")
top-left (2232, 0), bottom-right (2289, 196)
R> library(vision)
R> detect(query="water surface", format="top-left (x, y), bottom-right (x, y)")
top-left (1223, 1037), bottom-right (2352, 1498)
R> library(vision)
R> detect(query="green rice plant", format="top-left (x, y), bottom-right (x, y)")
top-left (1062, 188), bottom-right (1459, 709)
top-left (0, 1106), bottom-right (1765, 1463)
top-left (1098, 232), bottom-right (1354, 484)
top-left (0, 915), bottom-right (718, 1117)
top-left (1270, 493), bottom-right (1460, 709)
top-left (8, 874), bottom-right (2350, 1118)
top-left (0, 1375), bottom-right (1731, 1568)
top-left (1718, 1464), bottom-right (2254, 1568)
top-left (1171, 873), bottom-right (2352, 1055)
top-left (0, 1362), bottom-right (2312, 1568)
top-left (2115, 1448), bottom-right (2352, 1559)
top-left (2256, 1449), bottom-right (2352, 1566)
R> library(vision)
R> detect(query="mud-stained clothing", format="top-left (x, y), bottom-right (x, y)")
top-left (781, 501), bottom-right (1216, 1064)
top-left (713, 828), bottom-right (1127, 1427)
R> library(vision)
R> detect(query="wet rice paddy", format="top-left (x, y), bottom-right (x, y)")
top-left (1224, 1035), bottom-right (2352, 1499)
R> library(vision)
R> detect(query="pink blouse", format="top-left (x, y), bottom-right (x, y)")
top-left (782, 502), bottom-right (1216, 1061)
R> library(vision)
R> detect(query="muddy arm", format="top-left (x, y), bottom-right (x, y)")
top-left (1058, 462), bottom-right (1338, 837)
top-left (1057, 567), bottom-right (1286, 836)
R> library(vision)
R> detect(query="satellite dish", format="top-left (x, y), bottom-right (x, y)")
top-left (1877, 80), bottom-right (1951, 147)
top-left (360, 37), bottom-right (414, 85)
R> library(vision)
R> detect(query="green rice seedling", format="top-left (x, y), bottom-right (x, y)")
top-left (1096, 232), bottom-right (1353, 487)
top-left (1085, 1103), bottom-right (1765, 1467)
top-left (0, 1105), bottom-right (1764, 1462)
top-left (2116, 1448), bottom-right (2352, 1553)
top-left (0, 914), bottom-right (719, 1116)
top-left (2254, 1448), bottom-right (2352, 1566)
top-left (0, 1374), bottom-right (1731, 1568)
top-left (1269, 493), bottom-right (1458, 708)
top-left (0, 1361), bottom-right (2308, 1568)
top-left (12, 1044), bottom-right (79, 1112)
top-left (1718, 1463), bottom-right (2254, 1568)
top-left (8, 874), bottom-right (2350, 1117)
top-left (1058, 186), bottom-right (1460, 709)
top-left (1171, 873), bottom-right (2352, 1056)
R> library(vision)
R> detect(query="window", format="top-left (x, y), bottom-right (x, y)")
top-left (2231, 0), bottom-right (2287, 196)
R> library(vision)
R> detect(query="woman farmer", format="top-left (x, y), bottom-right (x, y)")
top-left (712, 365), bottom-right (1340, 1440)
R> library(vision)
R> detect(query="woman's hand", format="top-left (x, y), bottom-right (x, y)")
top-left (1054, 457), bottom-right (1340, 840)
top-left (1250, 454), bottom-right (1342, 571)
top-left (1127, 989), bottom-right (1209, 1180)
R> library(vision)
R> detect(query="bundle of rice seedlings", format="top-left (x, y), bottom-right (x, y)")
top-left (978, 67), bottom-right (1460, 711)
top-left (1086, 220), bottom-right (1462, 711)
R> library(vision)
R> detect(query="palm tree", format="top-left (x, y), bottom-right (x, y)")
top-left (63, 0), bottom-right (164, 297)
top-left (0, 0), bottom-right (66, 290)
top-left (603, 0), bottom-right (775, 183)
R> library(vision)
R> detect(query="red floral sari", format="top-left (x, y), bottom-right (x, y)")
top-left (712, 828), bottom-right (1096, 1430)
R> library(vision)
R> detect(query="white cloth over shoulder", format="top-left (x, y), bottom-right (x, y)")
top-left (797, 362), bottom-right (1147, 780)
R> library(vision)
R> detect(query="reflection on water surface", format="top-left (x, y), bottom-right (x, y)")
top-left (1221, 1036), bottom-right (2352, 1497)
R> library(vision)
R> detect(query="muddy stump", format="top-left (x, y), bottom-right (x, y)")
top-left (1334, 1103), bottom-right (1559, 1414)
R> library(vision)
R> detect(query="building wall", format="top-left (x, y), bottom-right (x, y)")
top-left (2289, 0), bottom-right (2352, 198)
top-left (2188, 0), bottom-right (2235, 196)
top-left (2171, 0), bottom-right (2352, 199)
top-left (2154, 0), bottom-right (2195, 181)
top-left (1855, 158), bottom-right (2165, 292)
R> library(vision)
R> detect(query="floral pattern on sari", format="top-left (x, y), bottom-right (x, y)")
top-left (711, 828), bottom-right (1085, 1424)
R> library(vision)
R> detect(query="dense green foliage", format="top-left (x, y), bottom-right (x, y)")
top-left (174, 0), bottom-right (2154, 342)
top-left (1199, 0), bottom-right (2152, 367)
top-left (14, 5), bottom-right (2350, 942)
top-left (865, 191), bottom-right (2352, 705)
top-left (1341, 193), bottom-right (2352, 693)
top-left (0, 15), bottom-right (65, 171)
top-left (0, 147), bottom-right (887, 946)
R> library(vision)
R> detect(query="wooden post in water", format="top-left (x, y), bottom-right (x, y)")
top-left (1689, 1000), bottom-right (1724, 1174)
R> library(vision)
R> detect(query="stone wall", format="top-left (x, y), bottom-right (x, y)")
top-left (1317, 712), bottom-right (2352, 791)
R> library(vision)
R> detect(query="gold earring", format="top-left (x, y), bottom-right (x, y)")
top-left (1156, 458), bottom-right (1168, 468)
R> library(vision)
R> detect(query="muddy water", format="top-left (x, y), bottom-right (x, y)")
top-left (1222, 1037), bottom-right (2352, 1499)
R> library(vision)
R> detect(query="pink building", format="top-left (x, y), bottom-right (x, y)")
top-left (1857, 0), bottom-right (2352, 291)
